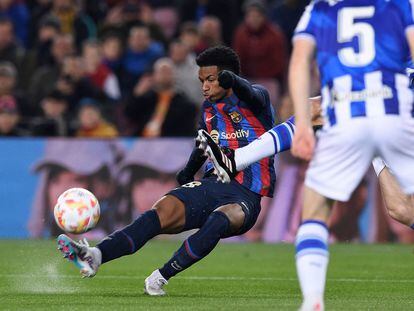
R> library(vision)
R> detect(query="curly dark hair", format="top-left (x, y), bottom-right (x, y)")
top-left (196, 45), bottom-right (241, 75)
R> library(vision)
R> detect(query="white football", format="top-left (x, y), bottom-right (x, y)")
top-left (54, 188), bottom-right (100, 234)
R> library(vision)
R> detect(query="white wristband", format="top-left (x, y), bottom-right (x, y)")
top-left (372, 157), bottom-right (386, 176)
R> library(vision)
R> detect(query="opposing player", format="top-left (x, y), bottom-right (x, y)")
top-left (57, 46), bottom-right (280, 295)
top-left (288, 0), bottom-right (414, 310)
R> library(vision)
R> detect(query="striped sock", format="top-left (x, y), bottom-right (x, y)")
top-left (269, 116), bottom-right (295, 153)
top-left (234, 116), bottom-right (295, 171)
top-left (295, 220), bottom-right (329, 302)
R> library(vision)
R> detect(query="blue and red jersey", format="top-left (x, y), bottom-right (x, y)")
top-left (199, 86), bottom-right (276, 197)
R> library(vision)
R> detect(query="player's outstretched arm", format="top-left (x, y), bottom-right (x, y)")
top-left (290, 37), bottom-right (316, 161)
top-left (218, 70), bottom-right (267, 109)
top-left (373, 158), bottom-right (414, 228)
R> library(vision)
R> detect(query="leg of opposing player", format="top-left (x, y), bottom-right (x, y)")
top-left (295, 189), bottom-right (332, 311)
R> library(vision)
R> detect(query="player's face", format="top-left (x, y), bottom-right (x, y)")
top-left (198, 66), bottom-right (226, 102)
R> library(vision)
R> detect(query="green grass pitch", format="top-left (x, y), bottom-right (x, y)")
top-left (0, 240), bottom-right (413, 310)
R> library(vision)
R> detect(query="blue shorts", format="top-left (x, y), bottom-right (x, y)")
top-left (167, 176), bottom-right (262, 236)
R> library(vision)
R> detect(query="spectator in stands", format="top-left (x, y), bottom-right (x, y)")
top-left (178, 22), bottom-right (202, 55)
top-left (0, 0), bottom-right (29, 46)
top-left (0, 17), bottom-right (25, 72)
top-left (137, 2), bottom-right (169, 48)
top-left (101, 32), bottom-right (123, 79)
top-left (0, 94), bottom-right (27, 136)
top-left (103, 2), bottom-right (167, 49)
top-left (32, 16), bottom-right (61, 67)
top-left (0, 61), bottom-right (31, 119)
top-left (54, 55), bottom-right (82, 108)
top-left (82, 0), bottom-right (107, 25)
top-left (20, 16), bottom-right (61, 90)
top-left (51, 54), bottom-right (113, 118)
top-left (27, 0), bottom-right (55, 48)
top-left (102, 1), bottom-right (124, 28)
top-left (151, 4), bottom-right (179, 41)
top-left (31, 90), bottom-right (71, 136)
top-left (169, 40), bottom-right (203, 105)
top-left (28, 34), bottom-right (75, 107)
top-left (124, 57), bottom-right (197, 137)
top-left (178, 0), bottom-right (240, 45)
top-left (76, 98), bottom-right (118, 138)
top-left (233, 0), bottom-right (287, 85)
top-left (82, 40), bottom-right (121, 100)
top-left (270, 0), bottom-right (308, 52)
top-left (120, 24), bottom-right (164, 95)
top-left (47, 0), bottom-right (96, 50)
top-left (197, 16), bottom-right (223, 51)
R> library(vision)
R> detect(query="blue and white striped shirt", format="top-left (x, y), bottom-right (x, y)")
top-left (295, 0), bottom-right (414, 127)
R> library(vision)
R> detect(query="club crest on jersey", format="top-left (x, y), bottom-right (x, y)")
top-left (228, 111), bottom-right (242, 123)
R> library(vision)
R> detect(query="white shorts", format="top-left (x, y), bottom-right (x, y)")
top-left (305, 116), bottom-right (414, 201)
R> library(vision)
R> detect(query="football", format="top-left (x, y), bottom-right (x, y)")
top-left (54, 188), bottom-right (100, 234)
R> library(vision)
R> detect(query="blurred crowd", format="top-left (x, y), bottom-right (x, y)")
top-left (0, 0), bottom-right (310, 137)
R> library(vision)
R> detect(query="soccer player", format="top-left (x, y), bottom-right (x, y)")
top-left (57, 46), bottom-right (279, 296)
top-left (289, 1), bottom-right (414, 310)
top-left (199, 1), bottom-right (414, 309)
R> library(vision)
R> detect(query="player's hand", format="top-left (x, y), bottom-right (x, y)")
top-left (291, 124), bottom-right (315, 161)
top-left (309, 96), bottom-right (323, 127)
top-left (176, 169), bottom-right (194, 185)
top-left (218, 70), bottom-right (235, 89)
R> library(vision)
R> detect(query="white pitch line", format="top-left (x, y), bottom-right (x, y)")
top-left (1, 274), bottom-right (414, 283)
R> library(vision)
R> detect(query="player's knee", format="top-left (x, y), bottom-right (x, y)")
top-left (152, 195), bottom-right (186, 233)
top-left (214, 204), bottom-right (245, 234)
